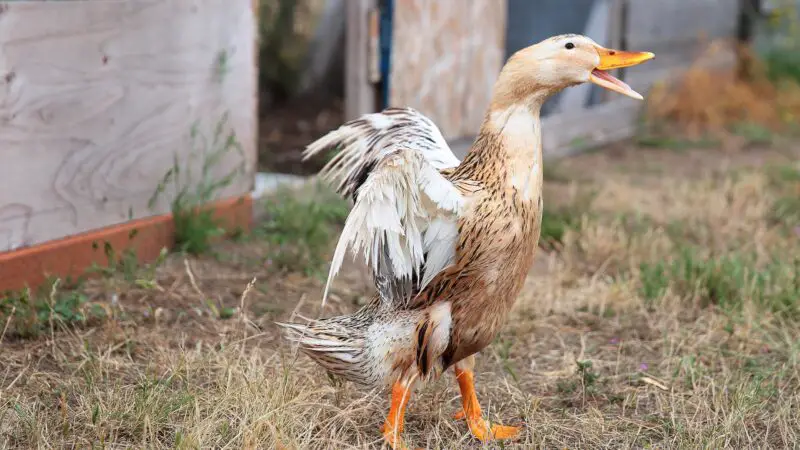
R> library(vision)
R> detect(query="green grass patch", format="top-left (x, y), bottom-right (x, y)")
top-left (770, 195), bottom-right (800, 226)
top-left (0, 280), bottom-right (102, 339)
top-left (540, 191), bottom-right (596, 250)
top-left (540, 209), bottom-right (579, 249)
top-left (765, 163), bottom-right (800, 186)
top-left (256, 184), bottom-right (350, 274)
top-left (0, 237), bottom-right (169, 340)
top-left (639, 248), bottom-right (800, 317)
top-left (635, 134), bottom-right (720, 151)
top-left (763, 46), bottom-right (800, 85)
top-left (765, 163), bottom-right (800, 227)
top-left (731, 121), bottom-right (776, 145)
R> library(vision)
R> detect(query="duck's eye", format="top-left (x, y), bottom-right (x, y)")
top-left (565, 42), bottom-right (575, 50)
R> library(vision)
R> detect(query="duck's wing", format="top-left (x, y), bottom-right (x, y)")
top-left (304, 107), bottom-right (464, 308)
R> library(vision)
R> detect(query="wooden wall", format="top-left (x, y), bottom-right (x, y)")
top-left (388, 0), bottom-right (507, 140)
top-left (0, 0), bottom-right (257, 253)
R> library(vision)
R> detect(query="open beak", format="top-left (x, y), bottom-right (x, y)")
top-left (589, 47), bottom-right (655, 100)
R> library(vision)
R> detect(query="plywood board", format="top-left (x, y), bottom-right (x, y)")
top-left (0, 0), bottom-right (257, 253)
top-left (345, 0), bottom-right (376, 120)
top-left (389, 0), bottom-right (506, 140)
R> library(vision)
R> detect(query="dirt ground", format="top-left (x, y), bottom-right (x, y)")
top-left (1, 140), bottom-right (799, 449)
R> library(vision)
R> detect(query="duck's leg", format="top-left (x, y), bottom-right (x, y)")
top-left (380, 374), bottom-right (417, 449)
top-left (453, 355), bottom-right (521, 441)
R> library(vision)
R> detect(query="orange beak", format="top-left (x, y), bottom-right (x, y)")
top-left (589, 47), bottom-right (655, 100)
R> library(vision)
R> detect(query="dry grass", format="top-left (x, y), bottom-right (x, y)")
top-left (644, 41), bottom-right (800, 142)
top-left (2, 144), bottom-right (800, 449)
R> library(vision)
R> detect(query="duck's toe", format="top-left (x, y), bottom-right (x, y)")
top-left (466, 417), bottom-right (522, 442)
top-left (486, 423), bottom-right (521, 440)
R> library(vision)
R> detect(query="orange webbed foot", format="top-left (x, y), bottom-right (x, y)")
top-left (465, 418), bottom-right (521, 441)
top-left (454, 361), bottom-right (523, 443)
top-left (453, 410), bottom-right (521, 440)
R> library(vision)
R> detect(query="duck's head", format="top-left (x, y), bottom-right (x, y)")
top-left (493, 34), bottom-right (654, 107)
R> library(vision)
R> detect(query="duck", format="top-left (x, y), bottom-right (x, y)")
top-left (278, 34), bottom-right (654, 449)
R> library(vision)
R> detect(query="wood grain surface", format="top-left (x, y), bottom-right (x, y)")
top-left (388, 0), bottom-right (507, 140)
top-left (344, 0), bottom-right (376, 120)
top-left (0, 0), bottom-right (257, 254)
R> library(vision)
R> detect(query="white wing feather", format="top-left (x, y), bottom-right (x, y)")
top-left (304, 108), bottom-right (464, 306)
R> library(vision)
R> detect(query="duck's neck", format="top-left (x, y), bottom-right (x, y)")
top-left (456, 95), bottom-right (546, 199)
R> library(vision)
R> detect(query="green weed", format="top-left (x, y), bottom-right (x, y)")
top-left (126, 375), bottom-right (195, 438)
top-left (149, 113), bottom-right (246, 255)
top-left (0, 238), bottom-right (169, 339)
top-left (88, 232), bottom-right (168, 288)
top-left (557, 360), bottom-right (603, 404)
top-left (672, 354), bottom-right (707, 391)
top-left (495, 339), bottom-right (519, 383)
top-left (205, 300), bottom-right (237, 320)
top-left (576, 360), bottom-right (600, 391)
top-left (0, 280), bottom-right (100, 339)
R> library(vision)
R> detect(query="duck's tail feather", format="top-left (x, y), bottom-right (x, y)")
top-left (276, 316), bottom-right (375, 386)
